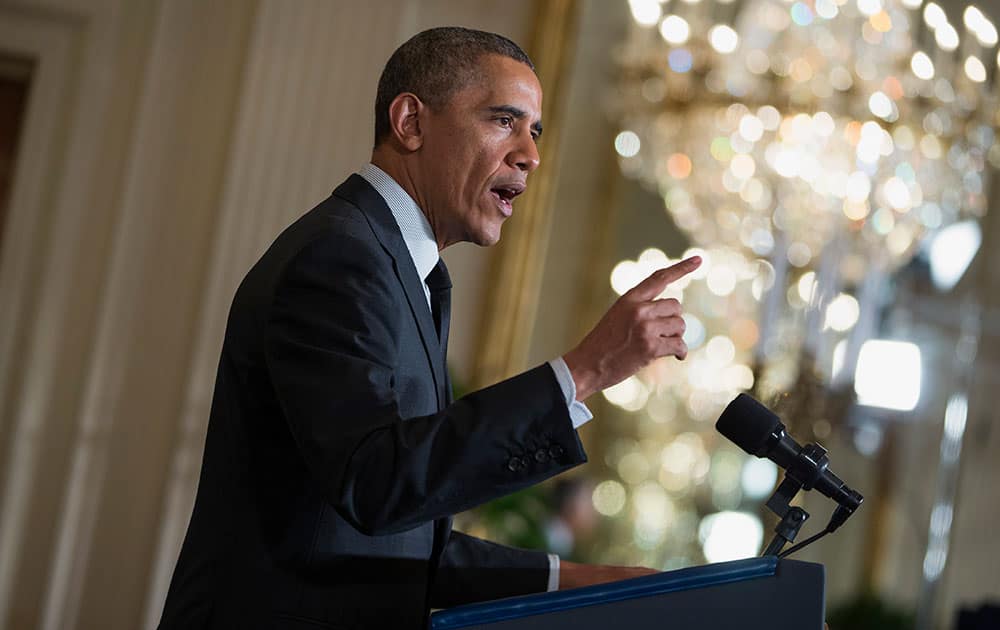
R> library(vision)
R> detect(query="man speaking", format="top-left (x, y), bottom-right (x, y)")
top-left (158, 27), bottom-right (699, 629)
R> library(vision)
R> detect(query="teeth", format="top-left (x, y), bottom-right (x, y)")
top-left (492, 186), bottom-right (522, 203)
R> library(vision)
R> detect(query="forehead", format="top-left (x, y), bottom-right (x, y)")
top-left (451, 55), bottom-right (542, 116)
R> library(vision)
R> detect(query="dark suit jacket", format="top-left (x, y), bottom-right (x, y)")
top-left (158, 175), bottom-right (588, 629)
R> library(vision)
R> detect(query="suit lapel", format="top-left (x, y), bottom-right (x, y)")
top-left (333, 175), bottom-right (447, 409)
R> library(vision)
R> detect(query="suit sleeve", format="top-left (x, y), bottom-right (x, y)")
top-left (430, 530), bottom-right (550, 607)
top-left (263, 231), bottom-right (587, 536)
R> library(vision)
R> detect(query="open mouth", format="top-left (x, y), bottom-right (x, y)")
top-left (489, 184), bottom-right (525, 217)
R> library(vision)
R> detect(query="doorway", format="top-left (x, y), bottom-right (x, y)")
top-left (0, 55), bottom-right (33, 259)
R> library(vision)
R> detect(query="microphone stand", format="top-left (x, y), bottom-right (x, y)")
top-left (762, 477), bottom-right (809, 557)
top-left (761, 469), bottom-right (864, 558)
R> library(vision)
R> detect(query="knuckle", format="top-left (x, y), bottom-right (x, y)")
top-left (638, 319), bottom-right (656, 338)
top-left (640, 334), bottom-right (658, 355)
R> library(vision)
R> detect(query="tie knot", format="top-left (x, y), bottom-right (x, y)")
top-left (425, 259), bottom-right (451, 291)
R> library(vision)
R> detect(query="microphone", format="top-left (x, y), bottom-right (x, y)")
top-left (717, 394), bottom-right (863, 524)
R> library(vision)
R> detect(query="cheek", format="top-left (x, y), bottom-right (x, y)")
top-left (468, 150), bottom-right (504, 197)
top-left (432, 130), bottom-right (505, 207)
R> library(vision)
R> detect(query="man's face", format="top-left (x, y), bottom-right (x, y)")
top-left (416, 54), bottom-right (542, 248)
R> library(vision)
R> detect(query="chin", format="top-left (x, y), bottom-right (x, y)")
top-left (472, 232), bottom-right (501, 247)
top-left (468, 222), bottom-right (504, 247)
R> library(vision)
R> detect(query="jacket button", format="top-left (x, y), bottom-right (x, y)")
top-left (534, 449), bottom-right (550, 463)
top-left (507, 456), bottom-right (524, 471)
top-left (548, 444), bottom-right (565, 459)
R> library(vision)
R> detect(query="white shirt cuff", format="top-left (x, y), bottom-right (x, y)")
top-left (547, 357), bottom-right (593, 429)
top-left (547, 553), bottom-right (560, 591)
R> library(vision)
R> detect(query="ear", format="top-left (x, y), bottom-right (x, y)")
top-left (387, 92), bottom-right (424, 151)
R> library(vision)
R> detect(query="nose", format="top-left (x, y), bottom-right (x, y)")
top-left (508, 128), bottom-right (540, 173)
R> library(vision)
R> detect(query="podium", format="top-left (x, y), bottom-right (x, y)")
top-left (430, 556), bottom-right (825, 629)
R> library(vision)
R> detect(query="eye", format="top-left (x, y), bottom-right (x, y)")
top-left (496, 116), bottom-right (514, 128)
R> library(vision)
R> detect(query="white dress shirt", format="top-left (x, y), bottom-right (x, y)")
top-left (358, 163), bottom-right (593, 591)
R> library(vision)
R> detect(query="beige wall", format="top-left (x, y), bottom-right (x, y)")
top-left (0, 2), bottom-right (538, 628)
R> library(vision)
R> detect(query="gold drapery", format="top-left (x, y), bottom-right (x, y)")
top-left (472, 0), bottom-right (581, 388)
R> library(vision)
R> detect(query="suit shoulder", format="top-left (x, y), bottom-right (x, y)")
top-left (235, 194), bottom-right (393, 307)
top-left (272, 195), bottom-right (389, 263)
top-left (275, 194), bottom-right (379, 255)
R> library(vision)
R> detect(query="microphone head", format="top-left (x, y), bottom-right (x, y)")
top-left (716, 394), bottom-right (783, 457)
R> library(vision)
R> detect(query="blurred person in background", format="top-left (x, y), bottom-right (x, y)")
top-left (545, 478), bottom-right (599, 560)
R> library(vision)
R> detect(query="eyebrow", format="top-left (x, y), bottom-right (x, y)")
top-left (488, 105), bottom-right (543, 138)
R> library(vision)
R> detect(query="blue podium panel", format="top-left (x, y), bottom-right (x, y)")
top-left (431, 557), bottom-right (824, 630)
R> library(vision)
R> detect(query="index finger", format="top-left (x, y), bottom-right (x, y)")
top-left (627, 256), bottom-right (701, 302)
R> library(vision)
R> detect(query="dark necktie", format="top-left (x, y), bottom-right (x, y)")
top-left (425, 259), bottom-right (452, 403)
top-left (425, 259), bottom-right (451, 350)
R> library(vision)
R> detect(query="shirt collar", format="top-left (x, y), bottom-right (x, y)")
top-left (358, 163), bottom-right (439, 282)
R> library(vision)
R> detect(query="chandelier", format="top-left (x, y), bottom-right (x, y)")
top-left (612, 0), bottom-right (998, 394)
top-left (615, 0), bottom-right (997, 265)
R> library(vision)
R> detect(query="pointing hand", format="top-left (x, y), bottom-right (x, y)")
top-left (563, 256), bottom-right (701, 401)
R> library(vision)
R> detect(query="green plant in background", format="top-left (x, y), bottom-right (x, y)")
top-left (470, 486), bottom-right (551, 552)
top-left (827, 593), bottom-right (915, 630)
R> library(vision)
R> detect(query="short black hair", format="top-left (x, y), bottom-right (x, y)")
top-left (373, 26), bottom-right (534, 146)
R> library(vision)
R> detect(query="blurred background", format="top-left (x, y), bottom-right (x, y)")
top-left (0, 0), bottom-right (998, 628)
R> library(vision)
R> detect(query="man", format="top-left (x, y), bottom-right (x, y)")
top-left (159, 27), bottom-right (698, 629)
